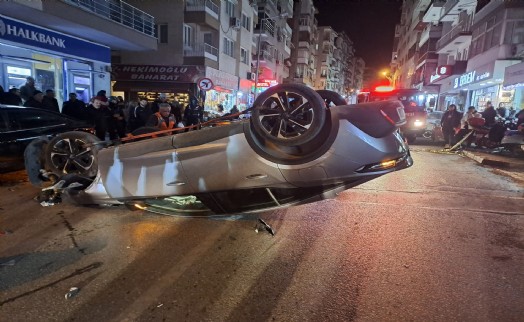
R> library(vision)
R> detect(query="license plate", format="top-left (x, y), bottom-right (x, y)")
top-left (405, 112), bottom-right (415, 117)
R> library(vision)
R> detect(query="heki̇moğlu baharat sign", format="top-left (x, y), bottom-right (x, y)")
top-left (111, 64), bottom-right (205, 83)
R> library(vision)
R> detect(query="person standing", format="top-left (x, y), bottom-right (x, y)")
top-left (108, 96), bottom-right (126, 138)
top-left (127, 98), bottom-right (152, 133)
top-left (62, 93), bottom-right (87, 120)
top-left (183, 97), bottom-right (204, 130)
top-left (86, 96), bottom-right (115, 141)
top-left (145, 103), bottom-right (179, 134)
top-left (20, 76), bottom-right (37, 103)
top-left (440, 104), bottom-right (462, 149)
top-left (42, 89), bottom-right (60, 113)
top-left (481, 101), bottom-right (497, 127)
top-left (23, 90), bottom-right (44, 109)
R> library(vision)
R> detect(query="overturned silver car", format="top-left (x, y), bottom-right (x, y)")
top-left (26, 84), bottom-right (412, 215)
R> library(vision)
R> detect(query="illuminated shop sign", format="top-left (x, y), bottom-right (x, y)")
top-left (256, 79), bottom-right (278, 88)
top-left (453, 70), bottom-right (491, 89)
top-left (437, 65), bottom-right (453, 75)
top-left (0, 15), bottom-right (110, 63)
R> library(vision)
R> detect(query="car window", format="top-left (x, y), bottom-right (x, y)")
top-left (8, 109), bottom-right (67, 130)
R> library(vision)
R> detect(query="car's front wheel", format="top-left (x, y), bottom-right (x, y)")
top-left (45, 131), bottom-right (101, 178)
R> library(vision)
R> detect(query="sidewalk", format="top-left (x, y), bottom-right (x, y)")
top-left (460, 148), bottom-right (524, 183)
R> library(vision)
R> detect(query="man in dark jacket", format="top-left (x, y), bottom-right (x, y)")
top-left (127, 98), bottom-right (152, 133)
top-left (23, 90), bottom-right (44, 109)
top-left (62, 93), bottom-right (87, 120)
top-left (86, 96), bottom-right (115, 141)
top-left (481, 101), bottom-right (497, 127)
top-left (441, 104), bottom-right (462, 148)
top-left (20, 76), bottom-right (37, 103)
top-left (183, 97), bottom-right (204, 130)
top-left (42, 89), bottom-right (60, 113)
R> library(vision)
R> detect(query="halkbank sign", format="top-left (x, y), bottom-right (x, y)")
top-left (0, 15), bottom-right (110, 63)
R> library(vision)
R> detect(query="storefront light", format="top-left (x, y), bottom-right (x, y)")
top-left (237, 92), bottom-right (243, 97)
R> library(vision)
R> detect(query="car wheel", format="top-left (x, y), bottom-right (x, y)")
top-left (316, 90), bottom-right (347, 107)
top-left (250, 84), bottom-right (326, 146)
top-left (45, 131), bottom-right (101, 178)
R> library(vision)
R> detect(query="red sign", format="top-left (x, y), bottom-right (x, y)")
top-left (436, 65), bottom-right (453, 76)
top-left (111, 64), bottom-right (205, 83)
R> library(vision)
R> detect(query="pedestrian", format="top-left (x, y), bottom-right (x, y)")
top-left (481, 101), bottom-right (497, 127)
top-left (496, 103), bottom-right (508, 119)
top-left (183, 97), bottom-right (204, 130)
top-left (42, 89), bottom-right (60, 113)
top-left (2, 88), bottom-right (22, 106)
top-left (20, 76), bottom-right (37, 103)
top-left (108, 96), bottom-right (126, 138)
top-left (96, 90), bottom-right (110, 107)
top-left (86, 96), bottom-right (115, 141)
top-left (23, 90), bottom-right (44, 109)
top-left (440, 104), bottom-right (462, 149)
top-left (145, 103), bottom-right (179, 134)
top-left (171, 97), bottom-right (183, 125)
top-left (62, 93), bottom-right (87, 120)
top-left (456, 106), bottom-right (481, 147)
top-left (127, 98), bottom-right (152, 133)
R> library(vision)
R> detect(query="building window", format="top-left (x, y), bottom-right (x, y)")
top-left (157, 24), bottom-right (168, 44)
top-left (226, 0), bottom-right (235, 17)
top-left (183, 24), bottom-right (192, 47)
top-left (223, 37), bottom-right (234, 57)
top-left (241, 13), bottom-right (251, 31)
top-left (240, 47), bottom-right (249, 64)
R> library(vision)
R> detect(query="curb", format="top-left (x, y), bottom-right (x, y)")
top-left (462, 150), bottom-right (512, 168)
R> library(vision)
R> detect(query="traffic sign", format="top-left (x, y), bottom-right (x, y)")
top-left (197, 78), bottom-right (214, 91)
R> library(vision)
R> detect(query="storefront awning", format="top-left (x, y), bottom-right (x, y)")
top-left (112, 81), bottom-right (192, 92)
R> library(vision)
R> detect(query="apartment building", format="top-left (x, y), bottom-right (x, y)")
top-left (285, 0), bottom-right (318, 88)
top-left (335, 32), bottom-right (357, 101)
top-left (314, 26), bottom-right (337, 91)
top-left (114, 0), bottom-right (259, 111)
top-left (394, 0), bottom-right (524, 112)
top-left (252, 0), bottom-right (294, 98)
top-left (0, 0), bottom-right (156, 107)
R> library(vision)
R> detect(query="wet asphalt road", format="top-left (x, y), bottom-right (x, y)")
top-left (0, 144), bottom-right (523, 321)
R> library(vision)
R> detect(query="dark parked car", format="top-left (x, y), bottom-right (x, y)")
top-left (0, 104), bottom-right (93, 173)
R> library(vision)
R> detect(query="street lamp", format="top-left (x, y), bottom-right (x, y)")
top-left (254, 12), bottom-right (289, 99)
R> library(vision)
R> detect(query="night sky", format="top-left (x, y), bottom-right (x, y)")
top-left (313, 0), bottom-right (403, 71)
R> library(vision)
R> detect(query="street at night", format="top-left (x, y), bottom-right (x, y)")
top-left (1, 145), bottom-right (523, 321)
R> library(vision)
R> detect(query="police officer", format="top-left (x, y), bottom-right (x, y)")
top-left (183, 97), bottom-right (204, 130)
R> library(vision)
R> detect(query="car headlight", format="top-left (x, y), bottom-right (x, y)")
top-left (414, 120), bottom-right (425, 127)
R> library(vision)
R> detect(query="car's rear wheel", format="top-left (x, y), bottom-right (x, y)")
top-left (316, 90), bottom-right (347, 107)
top-left (250, 84), bottom-right (326, 146)
top-left (45, 131), bottom-right (101, 178)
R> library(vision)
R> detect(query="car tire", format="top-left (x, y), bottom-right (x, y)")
top-left (316, 90), bottom-right (347, 107)
top-left (45, 131), bottom-right (101, 178)
top-left (250, 84), bottom-right (326, 146)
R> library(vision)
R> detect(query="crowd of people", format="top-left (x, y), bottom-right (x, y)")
top-left (0, 76), bottom-right (243, 141)
top-left (440, 100), bottom-right (524, 149)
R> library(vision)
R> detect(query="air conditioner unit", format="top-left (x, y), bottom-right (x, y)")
top-left (230, 17), bottom-right (241, 29)
top-left (247, 72), bottom-right (256, 81)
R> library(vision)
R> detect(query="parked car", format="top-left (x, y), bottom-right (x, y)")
top-left (0, 104), bottom-right (93, 173)
top-left (27, 84), bottom-right (413, 215)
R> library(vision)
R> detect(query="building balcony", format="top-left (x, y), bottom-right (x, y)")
top-left (1, 0), bottom-right (157, 51)
top-left (183, 43), bottom-right (219, 67)
top-left (441, 0), bottom-right (477, 22)
top-left (419, 23), bottom-right (443, 47)
top-left (411, 11), bottom-right (427, 31)
top-left (436, 23), bottom-right (472, 53)
top-left (184, 0), bottom-right (220, 30)
top-left (422, 0), bottom-right (445, 23)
